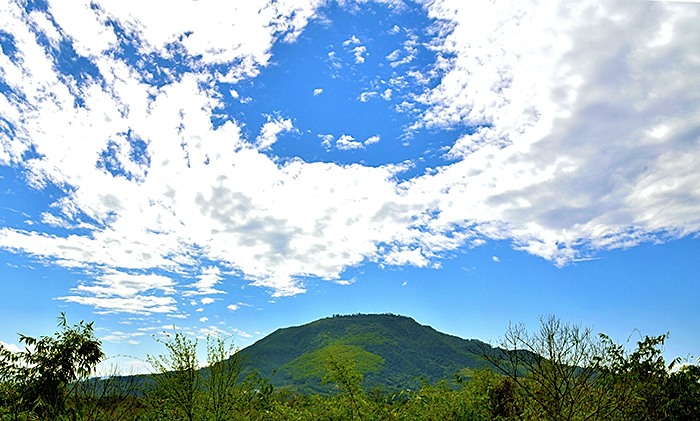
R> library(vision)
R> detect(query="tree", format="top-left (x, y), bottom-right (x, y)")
top-left (147, 332), bottom-right (200, 421)
top-left (599, 333), bottom-right (700, 420)
top-left (323, 351), bottom-right (367, 421)
top-left (203, 335), bottom-right (248, 420)
top-left (0, 312), bottom-right (104, 419)
top-left (481, 315), bottom-right (624, 421)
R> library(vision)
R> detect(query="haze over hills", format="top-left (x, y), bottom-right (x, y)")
top-left (237, 314), bottom-right (497, 393)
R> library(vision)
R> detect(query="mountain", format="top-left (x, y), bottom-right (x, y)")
top-left (237, 313), bottom-right (496, 394)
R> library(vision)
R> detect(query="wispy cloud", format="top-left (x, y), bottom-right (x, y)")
top-left (184, 266), bottom-right (226, 296)
top-left (60, 271), bottom-right (177, 314)
top-left (102, 330), bottom-right (146, 345)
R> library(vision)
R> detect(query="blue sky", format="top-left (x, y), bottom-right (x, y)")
top-left (1, 0), bottom-right (699, 373)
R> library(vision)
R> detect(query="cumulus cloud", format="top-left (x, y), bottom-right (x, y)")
top-left (387, 0), bottom-right (700, 266)
top-left (336, 135), bottom-right (363, 150)
top-left (256, 115), bottom-right (296, 150)
top-left (364, 135), bottom-right (380, 146)
top-left (313, 88), bottom-right (324, 96)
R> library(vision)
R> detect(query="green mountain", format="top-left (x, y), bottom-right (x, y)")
top-left (238, 313), bottom-right (496, 394)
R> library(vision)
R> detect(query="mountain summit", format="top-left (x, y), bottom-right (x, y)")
top-left (238, 314), bottom-right (494, 393)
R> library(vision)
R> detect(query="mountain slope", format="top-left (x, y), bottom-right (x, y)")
top-left (238, 314), bottom-right (495, 393)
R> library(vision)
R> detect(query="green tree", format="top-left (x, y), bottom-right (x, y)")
top-left (482, 315), bottom-right (624, 421)
top-left (600, 333), bottom-right (700, 421)
top-left (147, 332), bottom-right (200, 421)
top-left (665, 362), bottom-right (700, 420)
top-left (323, 351), bottom-right (367, 421)
top-left (202, 335), bottom-right (249, 420)
top-left (0, 312), bottom-right (104, 419)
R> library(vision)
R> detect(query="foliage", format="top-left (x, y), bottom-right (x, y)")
top-left (482, 315), bottom-right (700, 421)
top-left (144, 332), bottom-right (265, 421)
top-left (146, 332), bottom-right (200, 421)
top-left (2, 313), bottom-right (699, 420)
top-left (0, 312), bottom-right (104, 419)
top-left (482, 315), bottom-right (626, 420)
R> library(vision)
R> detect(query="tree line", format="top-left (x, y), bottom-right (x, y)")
top-left (1, 313), bottom-right (698, 420)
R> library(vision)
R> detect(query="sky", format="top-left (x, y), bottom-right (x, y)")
top-left (0, 0), bottom-right (699, 374)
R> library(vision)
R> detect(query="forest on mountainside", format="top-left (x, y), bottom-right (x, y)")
top-left (1, 313), bottom-right (699, 420)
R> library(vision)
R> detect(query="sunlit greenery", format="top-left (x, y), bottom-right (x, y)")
top-left (1, 314), bottom-right (698, 420)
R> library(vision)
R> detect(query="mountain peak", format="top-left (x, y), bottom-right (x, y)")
top-left (239, 313), bottom-right (492, 393)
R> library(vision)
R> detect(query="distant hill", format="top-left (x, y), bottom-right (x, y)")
top-left (237, 313), bottom-right (496, 394)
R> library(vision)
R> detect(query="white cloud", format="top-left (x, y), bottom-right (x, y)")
top-left (405, 0), bottom-right (700, 264)
top-left (197, 325), bottom-right (227, 338)
top-left (359, 91), bottom-right (378, 102)
top-left (352, 46), bottom-right (367, 64)
top-left (387, 33), bottom-right (418, 67)
top-left (61, 0), bottom-right (324, 67)
top-left (492, 256), bottom-right (500, 263)
top-left (59, 271), bottom-right (177, 314)
top-left (327, 50), bottom-right (343, 71)
top-left (329, 134), bottom-right (381, 150)
top-left (342, 35), bottom-right (361, 47)
top-left (0, 0), bottom-right (698, 313)
top-left (231, 328), bottom-right (252, 339)
top-left (256, 115), bottom-right (295, 150)
top-left (335, 134), bottom-right (364, 150)
top-left (73, 271), bottom-right (175, 298)
top-left (0, 340), bottom-right (21, 354)
top-left (334, 278), bottom-right (355, 286)
top-left (364, 135), bottom-right (380, 146)
top-left (60, 295), bottom-right (177, 314)
top-left (227, 304), bottom-right (239, 311)
top-left (199, 317), bottom-right (208, 323)
top-left (318, 133), bottom-right (334, 150)
top-left (200, 297), bottom-right (215, 305)
top-left (102, 330), bottom-right (146, 345)
top-left (184, 266), bottom-right (226, 296)
top-left (313, 88), bottom-right (324, 96)
top-left (343, 35), bottom-right (367, 63)
top-left (28, 11), bottom-right (62, 48)
top-left (381, 89), bottom-right (393, 101)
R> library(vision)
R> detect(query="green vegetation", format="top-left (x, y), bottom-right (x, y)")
top-left (239, 313), bottom-right (491, 393)
top-left (1, 313), bottom-right (699, 420)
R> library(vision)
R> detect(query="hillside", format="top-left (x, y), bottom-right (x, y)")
top-left (237, 314), bottom-right (495, 394)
